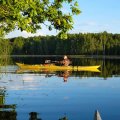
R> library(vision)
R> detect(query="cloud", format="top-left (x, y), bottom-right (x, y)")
top-left (22, 76), bottom-right (34, 81)
top-left (5, 30), bottom-right (45, 39)
top-left (21, 30), bottom-right (45, 38)
top-left (5, 24), bottom-right (58, 38)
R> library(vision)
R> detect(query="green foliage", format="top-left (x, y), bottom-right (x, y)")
top-left (0, 38), bottom-right (12, 55)
top-left (0, 32), bottom-right (120, 56)
top-left (0, 0), bottom-right (81, 39)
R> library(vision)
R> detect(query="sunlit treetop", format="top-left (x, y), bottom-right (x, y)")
top-left (0, 0), bottom-right (81, 39)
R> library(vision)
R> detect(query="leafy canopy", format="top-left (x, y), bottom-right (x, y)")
top-left (0, 0), bottom-right (81, 39)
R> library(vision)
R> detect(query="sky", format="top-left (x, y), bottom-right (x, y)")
top-left (6, 0), bottom-right (120, 38)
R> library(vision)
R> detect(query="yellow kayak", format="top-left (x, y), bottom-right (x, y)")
top-left (16, 63), bottom-right (100, 72)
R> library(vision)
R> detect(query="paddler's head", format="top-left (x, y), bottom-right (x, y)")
top-left (64, 55), bottom-right (68, 59)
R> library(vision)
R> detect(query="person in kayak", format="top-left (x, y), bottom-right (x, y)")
top-left (44, 55), bottom-right (71, 66)
top-left (61, 55), bottom-right (71, 66)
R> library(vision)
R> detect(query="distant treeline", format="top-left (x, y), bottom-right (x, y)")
top-left (0, 31), bottom-right (120, 55)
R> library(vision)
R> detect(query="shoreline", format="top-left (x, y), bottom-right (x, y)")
top-left (0, 55), bottom-right (120, 59)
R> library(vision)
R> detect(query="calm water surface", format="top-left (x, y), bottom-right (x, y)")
top-left (0, 57), bottom-right (120, 120)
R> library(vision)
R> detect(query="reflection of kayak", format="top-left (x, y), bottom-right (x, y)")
top-left (16, 63), bottom-right (100, 72)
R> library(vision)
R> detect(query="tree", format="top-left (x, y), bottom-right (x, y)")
top-left (0, 38), bottom-right (11, 55)
top-left (0, 0), bottom-right (81, 39)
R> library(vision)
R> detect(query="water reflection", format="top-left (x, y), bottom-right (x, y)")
top-left (0, 111), bottom-right (102, 120)
top-left (59, 116), bottom-right (68, 120)
top-left (0, 111), bottom-right (17, 120)
top-left (0, 88), bottom-right (17, 120)
top-left (16, 68), bottom-right (101, 83)
top-left (1, 56), bottom-right (120, 78)
top-left (58, 71), bottom-right (71, 82)
top-left (0, 88), bottom-right (5, 101)
top-left (29, 112), bottom-right (41, 120)
top-left (0, 56), bottom-right (120, 120)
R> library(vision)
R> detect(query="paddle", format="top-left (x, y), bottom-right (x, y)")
top-left (45, 59), bottom-right (72, 65)
top-left (45, 60), bottom-right (60, 64)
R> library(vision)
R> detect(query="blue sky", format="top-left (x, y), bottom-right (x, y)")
top-left (6, 0), bottom-right (120, 38)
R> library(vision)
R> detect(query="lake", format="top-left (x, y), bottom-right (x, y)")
top-left (0, 56), bottom-right (120, 120)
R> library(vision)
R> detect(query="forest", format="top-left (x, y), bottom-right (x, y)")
top-left (0, 31), bottom-right (120, 55)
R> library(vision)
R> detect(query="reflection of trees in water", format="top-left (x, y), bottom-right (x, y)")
top-left (0, 88), bottom-right (6, 105)
top-left (29, 112), bottom-right (68, 120)
top-left (69, 58), bottom-right (120, 78)
top-left (100, 59), bottom-right (120, 78)
top-left (59, 116), bottom-right (68, 120)
top-left (29, 110), bottom-right (102, 120)
top-left (29, 112), bottom-right (42, 120)
top-left (0, 110), bottom-right (102, 120)
top-left (0, 110), bottom-right (68, 120)
top-left (0, 56), bottom-right (120, 78)
top-left (0, 99), bottom-right (17, 120)
top-left (0, 111), bottom-right (17, 120)
top-left (0, 88), bottom-right (17, 120)
top-left (0, 91), bottom-right (101, 120)
top-left (0, 57), bottom-right (13, 79)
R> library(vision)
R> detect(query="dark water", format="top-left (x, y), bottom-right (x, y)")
top-left (0, 56), bottom-right (120, 120)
